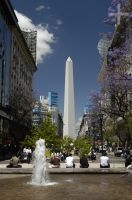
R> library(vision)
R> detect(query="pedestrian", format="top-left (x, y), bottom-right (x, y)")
top-left (100, 152), bottom-right (110, 168)
top-left (65, 153), bottom-right (75, 168)
top-left (27, 147), bottom-right (32, 164)
top-left (80, 154), bottom-right (89, 168)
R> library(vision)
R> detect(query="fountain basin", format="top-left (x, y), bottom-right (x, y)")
top-left (0, 167), bottom-right (128, 174)
top-left (0, 174), bottom-right (132, 200)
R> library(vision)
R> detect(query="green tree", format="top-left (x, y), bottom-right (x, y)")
top-left (61, 136), bottom-right (74, 152)
top-left (22, 113), bottom-right (62, 150)
top-left (74, 136), bottom-right (91, 156)
top-left (114, 115), bottom-right (132, 147)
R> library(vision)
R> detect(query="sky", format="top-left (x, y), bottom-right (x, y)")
top-left (10, 0), bottom-right (113, 126)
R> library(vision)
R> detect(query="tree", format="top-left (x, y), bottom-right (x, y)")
top-left (98, 0), bottom-right (132, 146)
top-left (88, 93), bottom-right (107, 148)
top-left (22, 113), bottom-right (62, 151)
top-left (60, 136), bottom-right (74, 152)
top-left (74, 136), bottom-right (91, 156)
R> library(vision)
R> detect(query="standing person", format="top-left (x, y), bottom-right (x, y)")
top-left (100, 152), bottom-right (110, 168)
top-left (27, 147), bottom-right (32, 164)
top-left (65, 153), bottom-right (75, 168)
top-left (80, 154), bottom-right (89, 168)
top-left (23, 146), bottom-right (28, 154)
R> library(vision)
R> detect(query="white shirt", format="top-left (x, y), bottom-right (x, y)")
top-left (100, 156), bottom-right (109, 167)
top-left (26, 148), bottom-right (32, 154)
top-left (65, 156), bottom-right (74, 167)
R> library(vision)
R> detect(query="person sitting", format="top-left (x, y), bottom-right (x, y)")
top-left (80, 154), bottom-right (89, 168)
top-left (6, 153), bottom-right (22, 168)
top-left (125, 153), bottom-right (132, 168)
top-left (100, 152), bottom-right (110, 168)
top-left (88, 150), bottom-right (96, 161)
top-left (50, 154), bottom-right (60, 168)
top-left (65, 153), bottom-right (75, 168)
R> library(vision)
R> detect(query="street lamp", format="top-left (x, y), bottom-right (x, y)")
top-left (99, 113), bottom-right (104, 154)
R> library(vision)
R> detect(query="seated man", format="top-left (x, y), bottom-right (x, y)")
top-left (50, 154), bottom-right (60, 168)
top-left (7, 153), bottom-right (22, 168)
top-left (80, 155), bottom-right (89, 168)
top-left (125, 153), bottom-right (132, 168)
top-left (65, 153), bottom-right (75, 168)
top-left (100, 152), bottom-right (110, 168)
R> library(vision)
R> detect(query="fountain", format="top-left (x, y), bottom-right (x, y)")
top-left (1, 140), bottom-right (132, 199)
top-left (29, 138), bottom-right (57, 186)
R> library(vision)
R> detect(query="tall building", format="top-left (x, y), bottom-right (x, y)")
top-left (22, 30), bottom-right (37, 62)
top-left (32, 94), bottom-right (63, 137)
top-left (48, 91), bottom-right (58, 107)
top-left (0, 0), bottom-right (37, 153)
top-left (63, 57), bottom-right (75, 139)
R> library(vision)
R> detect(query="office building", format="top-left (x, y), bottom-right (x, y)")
top-left (0, 0), bottom-right (37, 153)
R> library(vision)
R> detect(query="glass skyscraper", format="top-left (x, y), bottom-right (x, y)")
top-left (48, 91), bottom-right (58, 107)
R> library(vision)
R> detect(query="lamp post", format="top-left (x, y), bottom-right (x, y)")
top-left (99, 113), bottom-right (103, 154)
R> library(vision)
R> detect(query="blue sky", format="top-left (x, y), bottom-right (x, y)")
top-left (10, 0), bottom-right (113, 125)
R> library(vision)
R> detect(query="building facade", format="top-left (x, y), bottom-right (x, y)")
top-left (0, 0), bottom-right (37, 153)
top-left (32, 94), bottom-right (63, 137)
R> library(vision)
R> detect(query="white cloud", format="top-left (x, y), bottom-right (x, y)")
top-left (36, 5), bottom-right (45, 11)
top-left (15, 10), bottom-right (55, 64)
top-left (36, 24), bottom-right (54, 63)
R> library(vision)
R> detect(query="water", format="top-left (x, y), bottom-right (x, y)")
top-left (29, 138), bottom-right (57, 186)
top-left (0, 174), bottom-right (132, 200)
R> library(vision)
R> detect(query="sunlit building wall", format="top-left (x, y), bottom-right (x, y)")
top-left (0, 0), bottom-right (37, 152)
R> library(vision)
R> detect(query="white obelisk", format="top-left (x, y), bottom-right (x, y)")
top-left (63, 57), bottom-right (75, 139)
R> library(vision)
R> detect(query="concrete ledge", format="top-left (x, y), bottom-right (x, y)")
top-left (0, 167), bottom-right (128, 174)
top-left (48, 168), bottom-right (128, 174)
top-left (0, 168), bottom-right (32, 174)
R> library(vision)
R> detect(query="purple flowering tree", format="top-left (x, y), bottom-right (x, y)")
top-left (97, 0), bottom-right (132, 146)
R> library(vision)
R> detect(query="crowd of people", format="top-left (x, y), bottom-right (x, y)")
top-left (3, 144), bottom-right (132, 169)
top-left (49, 151), bottom-right (89, 168)
top-left (48, 147), bottom-right (132, 169)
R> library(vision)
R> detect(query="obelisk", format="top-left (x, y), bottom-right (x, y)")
top-left (63, 57), bottom-right (75, 139)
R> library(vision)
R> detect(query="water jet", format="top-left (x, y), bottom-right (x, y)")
top-left (29, 138), bottom-right (57, 186)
